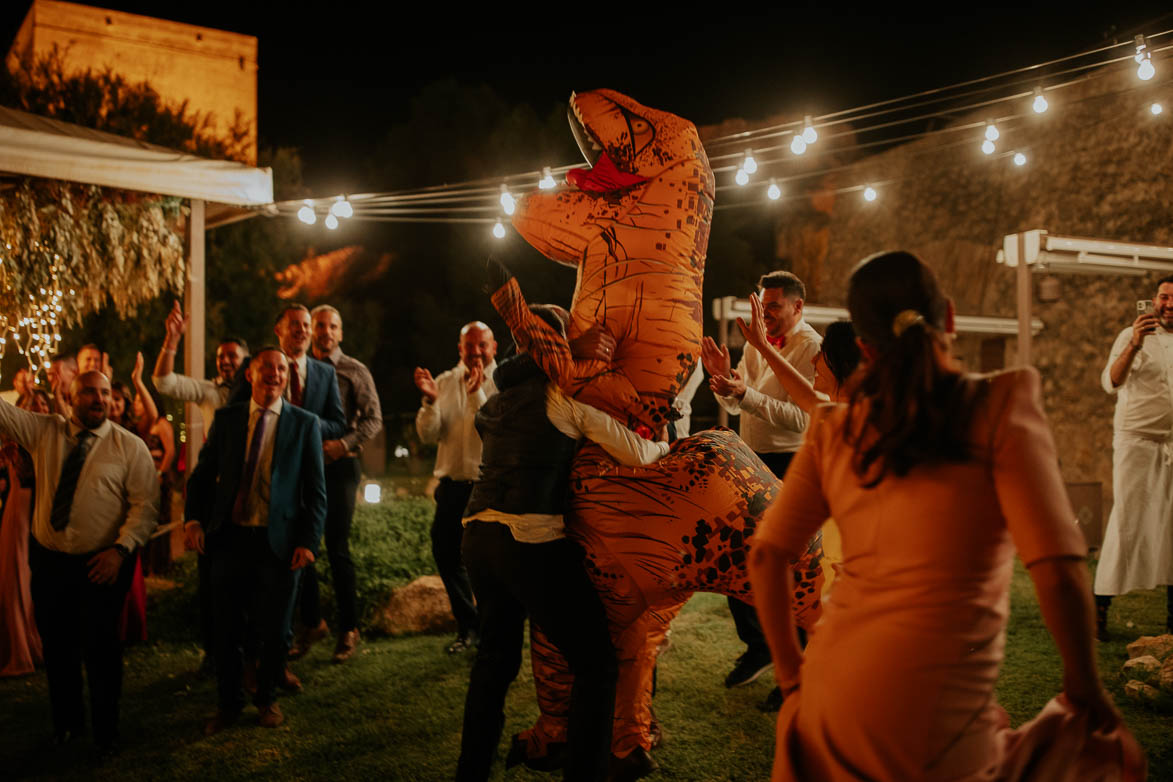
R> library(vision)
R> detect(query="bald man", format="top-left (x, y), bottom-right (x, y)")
top-left (415, 322), bottom-right (498, 654)
top-left (0, 371), bottom-right (158, 756)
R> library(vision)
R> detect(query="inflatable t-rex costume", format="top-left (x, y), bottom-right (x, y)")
top-left (489, 89), bottom-right (825, 764)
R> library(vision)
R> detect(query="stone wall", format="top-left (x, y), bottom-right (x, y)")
top-left (7, 0), bottom-right (258, 163)
top-left (769, 59), bottom-right (1173, 522)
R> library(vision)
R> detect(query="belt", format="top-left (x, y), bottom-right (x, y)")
top-left (439, 476), bottom-right (475, 485)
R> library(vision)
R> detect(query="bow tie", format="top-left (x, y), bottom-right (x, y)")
top-left (767, 335), bottom-right (786, 349)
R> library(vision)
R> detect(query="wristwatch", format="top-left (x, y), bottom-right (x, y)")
top-left (113, 543), bottom-right (131, 560)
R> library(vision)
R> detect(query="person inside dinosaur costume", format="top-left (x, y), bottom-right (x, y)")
top-left (485, 89), bottom-right (826, 777)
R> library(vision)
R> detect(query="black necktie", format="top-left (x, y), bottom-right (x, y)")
top-left (50, 430), bottom-right (95, 531)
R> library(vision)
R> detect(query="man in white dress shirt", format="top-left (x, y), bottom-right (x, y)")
top-left (0, 371), bottom-right (158, 756)
top-left (415, 322), bottom-right (499, 654)
top-left (1096, 277), bottom-right (1173, 640)
top-left (701, 269), bottom-right (822, 688)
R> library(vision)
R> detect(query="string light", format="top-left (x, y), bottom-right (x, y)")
top-left (297, 205), bottom-right (316, 225)
top-left (492, 219), bottom-right (506, 239)
top-left (984, 121), bottom-right (1000, 141)
top-left (1032, 87), bottom-right (1048, 114)
top-left (766, 179), bottom-right (781, 200)
top-left (742, 150), bottom-right (758, 174)
top-left (538, 167), bottom-right (557, 189)
top-left (330, 197), bottom-right (353, 218)
top-left (734, 168), bottom-right (750, 186)
top-left (802, 116), bottom-right (818, 144)
top-left (981, 139), bottom-right (996, 155)
top-left (325, 214), bottom-right (339, 230)
top-left (863, 185), bottom-right (877, 202)
top-left (1136, 35), bottom-right (1155, 81)
top-left (1152, 102), bottom-right (1164, 115)
top-left (499, 185), bottom-right (516, 215)
top-left (1013, 152), bottom-right (1027, 166)
top-left (790, 134), bottom-right (807, 155)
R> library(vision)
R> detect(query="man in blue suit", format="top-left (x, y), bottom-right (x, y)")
top-left (184, 346), bottom-right (327, 733)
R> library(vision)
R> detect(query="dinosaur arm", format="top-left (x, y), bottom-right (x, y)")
top-left (512, 189), bottom-right (614, 266)
top-left (490, 277), bottom-right (577, 387)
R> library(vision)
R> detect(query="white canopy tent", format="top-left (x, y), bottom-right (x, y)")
top-left (0, 104), bottom-right (275, 465)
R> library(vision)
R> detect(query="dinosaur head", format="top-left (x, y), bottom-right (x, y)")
top-left (565, 89), bottom-right (700, 191)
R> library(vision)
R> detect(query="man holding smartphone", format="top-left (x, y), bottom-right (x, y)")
top-left (1096, 277), bottom-right (1173, 640)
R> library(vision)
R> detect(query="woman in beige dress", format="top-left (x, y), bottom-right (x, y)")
top-left (751, 251), bottom-right (1144, 781)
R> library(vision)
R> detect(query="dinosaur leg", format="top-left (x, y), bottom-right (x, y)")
top-left (511, 624), bottom-right (572, 769)
top-left (611, 601), bottom-right (685, 759)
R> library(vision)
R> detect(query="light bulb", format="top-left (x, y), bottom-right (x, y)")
top-left (766, 180), bottom-right (781, 201)
top-left (325, 214), bottom-right (339, 230)
top-left (297, 205), bottom-right (316, 225)
top-left (742, 150), bottom-right (758, 174)
top-left (802, 115), bottom-right (817, 144)
top-left (1013, 152), bottom-right (1027, 166)
top-left (538, 167), bottom-right (556, 189)
top-left (984, 122), bottom-right (999, 141)
top-left (1152, 102), bottom-right (1164, 115)
top-left (331, 198), bottom-right (353, 218)
top-left (863, 186), bottom-right (877, 202)
top-left (790, 135), bottom-right (807, 155)
top-left (1138, 58), bottom-right (1156, 81)
top-left (735, 168), bottom-right (749, 186)
top-left (499, 185), bottom-right (516, 215)
top-left (981, 139), bottom-right (995, 155)
top-left (1032, 88), bottom-right (1048, 114)
top-left (492, 219), bottom-right (506, 239)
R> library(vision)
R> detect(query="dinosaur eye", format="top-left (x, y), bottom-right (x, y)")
top-left (631, 119), bottom-right (649, 133)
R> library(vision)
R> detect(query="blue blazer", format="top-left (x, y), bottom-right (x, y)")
top-left (228, 355), bottom-right (347, 441)
top-left (186, 401), bottom-right (328, 561)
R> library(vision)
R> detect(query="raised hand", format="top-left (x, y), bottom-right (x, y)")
top-left (413, 367), bottom-right (438, 403)
top-left (131, 351), bottom-right (144, 383)
top-left (709, 368), bottom-right (747, 400)
top-left (736, 292), bottom-right (770, 352)
top-left (164, 300), bottom-right (190, 350)
top-left (485, 256), bottom-right (514, 294)
top-left (701, 336), bottom-right (732, 378)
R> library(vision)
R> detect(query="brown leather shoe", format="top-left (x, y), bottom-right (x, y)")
top-left (332, 629), bottom-right (360, 664)
top-left (278, 665), bottom-right (302, 693)
top-left (203, 709), bottom-right (240, 736)
top-left (257, 703), bottom-right (284, 728)
top-left (288, 619), bottom-right (329, 660)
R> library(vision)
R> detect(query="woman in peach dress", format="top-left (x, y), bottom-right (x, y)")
top-left (750, 251), bottom-right (1145, 781)
top-left (0, 389), bottom-right (50, 677)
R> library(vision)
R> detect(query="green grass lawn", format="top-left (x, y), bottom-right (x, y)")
top-left (1, 499), bottom-right (1170, 780)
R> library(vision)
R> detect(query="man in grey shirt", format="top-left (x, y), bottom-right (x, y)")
top-left (289, 305), bottom-right (383, 663)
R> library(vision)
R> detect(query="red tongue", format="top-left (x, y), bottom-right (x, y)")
top-left (566, 152), bottom-right (649, 193)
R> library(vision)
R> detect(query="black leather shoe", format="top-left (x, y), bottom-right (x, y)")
top-left (758, 686), bottom-right (784, 712)
top-left (609, 747), bottom-right (659, 782)
top-left (724, 650), bottom-right (773, 687)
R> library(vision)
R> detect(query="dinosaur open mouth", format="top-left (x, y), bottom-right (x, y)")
top-left (568, 93), bottom-right (604, 167)
top-left (565, 93), bottom-right (650, 194)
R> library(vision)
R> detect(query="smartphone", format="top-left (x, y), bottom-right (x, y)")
top-left (1138, 300), bottom-right (1156, 316)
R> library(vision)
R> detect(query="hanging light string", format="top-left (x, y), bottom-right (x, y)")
top-left (271, 34), bottom-right (1171, 227)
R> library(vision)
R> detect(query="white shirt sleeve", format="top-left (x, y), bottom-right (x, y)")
top-left (738, 385), bottom-right (811, 433)
top-left (116, 435), bottom-right (161, 551)
top-left (415, 398), bottom-right (442, 443)
top-left (546, 386), bottom-right (669, 466)
top-left (152, 372), bottom-right (221, 407)
top-left (0, 396), bottom-right (46, 453)
top-left (1101, 328), bottom-right (1134, 395)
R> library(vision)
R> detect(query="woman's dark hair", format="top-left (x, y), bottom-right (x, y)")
top-left (528, 304), bottom-right (569, 338)
top-left (844, 251), bottom-right (983, 486)
top-left (821, 321), bottom-right (861, 385)
top-left (110, 381), bottom-right (135, 427)
top-left (16, 388), bottom-right (51, 412)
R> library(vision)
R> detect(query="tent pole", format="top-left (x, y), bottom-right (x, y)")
top-left (184, 198), bottom-right (206, 478)
top-left (1016, 231), bottom-right (1032, 367)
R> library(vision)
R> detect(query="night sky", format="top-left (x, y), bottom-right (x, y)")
top-left (3, 3), bottom-right (1172, 193)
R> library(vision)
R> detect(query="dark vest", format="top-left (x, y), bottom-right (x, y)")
top-left (464, 354), bottom-right (578, 517)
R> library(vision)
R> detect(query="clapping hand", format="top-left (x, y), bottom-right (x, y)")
top-left (569, 323), bottom-right (617, 362)
top-left (413, 367), bottom-right (438, 403)
top-left (701, 336), bottom-right (732, 378)
top-left (465, 363), bottom-right (485, 395)
top-left (710, 368), bottom-right (748, 400)
top-left (736, 293), bottom-right (770, 352)
top-left (131, 351), bottom-right (144, 384)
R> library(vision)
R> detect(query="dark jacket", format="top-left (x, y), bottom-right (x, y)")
top-left (464, 354), bottom-right (578, 517)
top-left (185, 401), bottom-right (328, 561)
